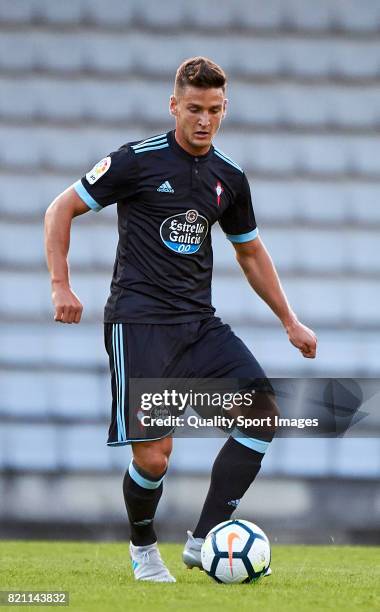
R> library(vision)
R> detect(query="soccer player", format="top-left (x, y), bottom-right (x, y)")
top-left (45, 57), bottom-right (317, 582)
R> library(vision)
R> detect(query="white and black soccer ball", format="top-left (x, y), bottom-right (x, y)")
top-left (201, 519), bottom-right (271, 584)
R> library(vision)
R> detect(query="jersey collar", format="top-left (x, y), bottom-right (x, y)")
top-left (168, 130), bottom-right (214, 163)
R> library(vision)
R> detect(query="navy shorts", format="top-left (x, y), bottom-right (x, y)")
top-left (104, 316), bottom-right (272, 445)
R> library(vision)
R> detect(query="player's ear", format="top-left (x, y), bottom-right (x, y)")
top-left (222, 98), bottom-right (228, 119)
top-left (169, 94), bottom-right (177, 117)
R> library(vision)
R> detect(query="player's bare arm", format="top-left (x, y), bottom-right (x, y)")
top-left (44, 186), bottom-right (89, 324)
top-left (233, 237), bottom-right (317, 359)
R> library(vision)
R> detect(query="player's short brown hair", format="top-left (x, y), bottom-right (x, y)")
top-left (175, 57), bottom-right (227, 94)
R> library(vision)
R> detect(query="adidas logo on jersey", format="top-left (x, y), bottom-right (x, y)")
top-left (157, 181), bottom-right (174, 193)
top-left (227, 499), bottom-right (241, 508)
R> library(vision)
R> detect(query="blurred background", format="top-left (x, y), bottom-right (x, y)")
top-left (0, 0), bottom-right (379, 544)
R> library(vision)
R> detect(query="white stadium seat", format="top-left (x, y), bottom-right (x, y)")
top-left (0, 174), bottom-right (75, 217)
top-left (0, 0), bottom-right (82, 24)
top-left (213, 276), bottom-right (380, 326)
top-left (0, 222), bottom-right (118, 269)
top-left (272, 438), bottom-right (379, 478)
top-left (2, 268), bottom-right (379, 329)
top-left (1, 175), bottom-right (379, 227)
top-left (1, 31), bottom-right (380, 79)
top-left (1, 126), bottom-right (380, 177)
top-left (0, 371), bottom-right (50, 416)
top-left (47, 372), bottom-right (110, 419)
top-left (0, 323), bottom-right (106, 366)
top-left (169, 438), bottom-right (226, 473)
top-left (282, 0), bottom-right (380, 32)
top-left (251, 182), bottom-right (380, 225)
top-left (4, 76), bottom-right (380, 128)
top-left (233, 326), bottom-right (380, 376)
top-left (2, 423), bottom-right (115, 473)
top-left (1, 424), bottom-right (58, 470)
top-left (0, 0), bottom-right (35, 23)
top-left (2, 0), bottom-right (380, 33)
top-left (0, 272), bottom-right (51, 318)
top-left (347, 233), bottom-right (380, 273)
top-left (0, 125), bottom-right (146, 170)
top-left (59, 425), bottom-right (113, 470)
top-left (70, 221), bottom-right (118, 269)
top-left (2, 323), bottom-right (380, 377)
top-left (0, 268), bottom-right (304, 322)
top-left (33, 0), bottom-right (133, 27)
top-left (330, 0), bottom-right (380, 32)
top-left (270, 439), bottom-right (332, 477)
top-left (333, 438), bottom-right (380, 478)
top-left (229, 84), bottom-right (380, 128)
top-left (233, 0), bottom-right (380, 32)
top-left (0, 370), bottom-right (110, 418)
top-left (217, 133), bottom-right (380, 176)
top-left (1, 0), bottom-right (380, 481)
top-left (1, 221), bottom-right (379, 277)
top-left (0, 224), bottom-right (45, 267)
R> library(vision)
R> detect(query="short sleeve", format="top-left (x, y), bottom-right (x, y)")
top-left (219, 173), bottom-right (259, 243)
top-left (73, 145), bottom-right (139, 211)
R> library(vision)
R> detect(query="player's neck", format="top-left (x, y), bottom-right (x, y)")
top-left (174, 130), bottom-right (211, 157)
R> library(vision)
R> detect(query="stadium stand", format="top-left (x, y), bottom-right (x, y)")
top-left (0, 0), bottom-right (379, 541)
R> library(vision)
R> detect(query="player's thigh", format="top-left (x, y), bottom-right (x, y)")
top-left (192, 317), bottom-right (279, 432)
top-left (192, 317), bottom-right (268, 380)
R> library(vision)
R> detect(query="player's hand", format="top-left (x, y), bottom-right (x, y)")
top-left (51, 283), bottom-right (83, 324)
top-left (285, 319), bottom-right (317, 359)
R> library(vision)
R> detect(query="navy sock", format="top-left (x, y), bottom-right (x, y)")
top-left (193, 436), bottom-right (266, 539)
top-left (123, 460), bottom-right (165, 546)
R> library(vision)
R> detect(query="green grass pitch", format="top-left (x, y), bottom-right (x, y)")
top-left (1, 541), bottom-right (379, 611)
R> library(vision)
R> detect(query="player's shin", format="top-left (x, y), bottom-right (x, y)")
top-left (192, 437), bottom-right (265, 538)
top-left (193, 393), bottom-right (278, 538)
top-left (123, 460), bottom-right (166, 546)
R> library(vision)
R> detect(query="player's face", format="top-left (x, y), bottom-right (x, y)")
top-left (170, 86), bottom-right (227, 155)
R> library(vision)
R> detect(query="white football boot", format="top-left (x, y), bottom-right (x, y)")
top-left (182, 531), bottom-right (272, 576)
top-left (182, 530), bottom-right (205, 569)
top-left (130, 542), bottom-right (176, 582)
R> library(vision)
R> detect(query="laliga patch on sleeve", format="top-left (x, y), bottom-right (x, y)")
top-left (86, 156), bottom-right (111, 185)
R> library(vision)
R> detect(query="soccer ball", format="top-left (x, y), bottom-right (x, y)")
top-left (201, 519), bottom-right (271, 584)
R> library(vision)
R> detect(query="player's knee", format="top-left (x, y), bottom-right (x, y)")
top-left (132, 437), bottom-right (172, 478)
top-left (256, 392), bottom-right (279, 438)
top-left (139, 452), bottom-right (169, 478)
top-left (265, 392), bottom-right (280, 422)
top-left (236, 391), bottom-right (280, 441)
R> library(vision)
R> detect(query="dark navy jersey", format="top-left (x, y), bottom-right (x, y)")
top-left (74, 130), bottom-right (258, 323)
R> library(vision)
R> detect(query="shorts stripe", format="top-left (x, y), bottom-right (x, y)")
top-left (112, 324), bottom-right (126, 442)
top-left (118, 324), bottom-right (127, 440)
top-left (111, 325), bottom-right (121, 442)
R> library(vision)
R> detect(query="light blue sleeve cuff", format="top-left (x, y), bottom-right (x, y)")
top-left (226, 227), bottom-right (259, 243)
top-left (73, 180), bottom-right (102, 212)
